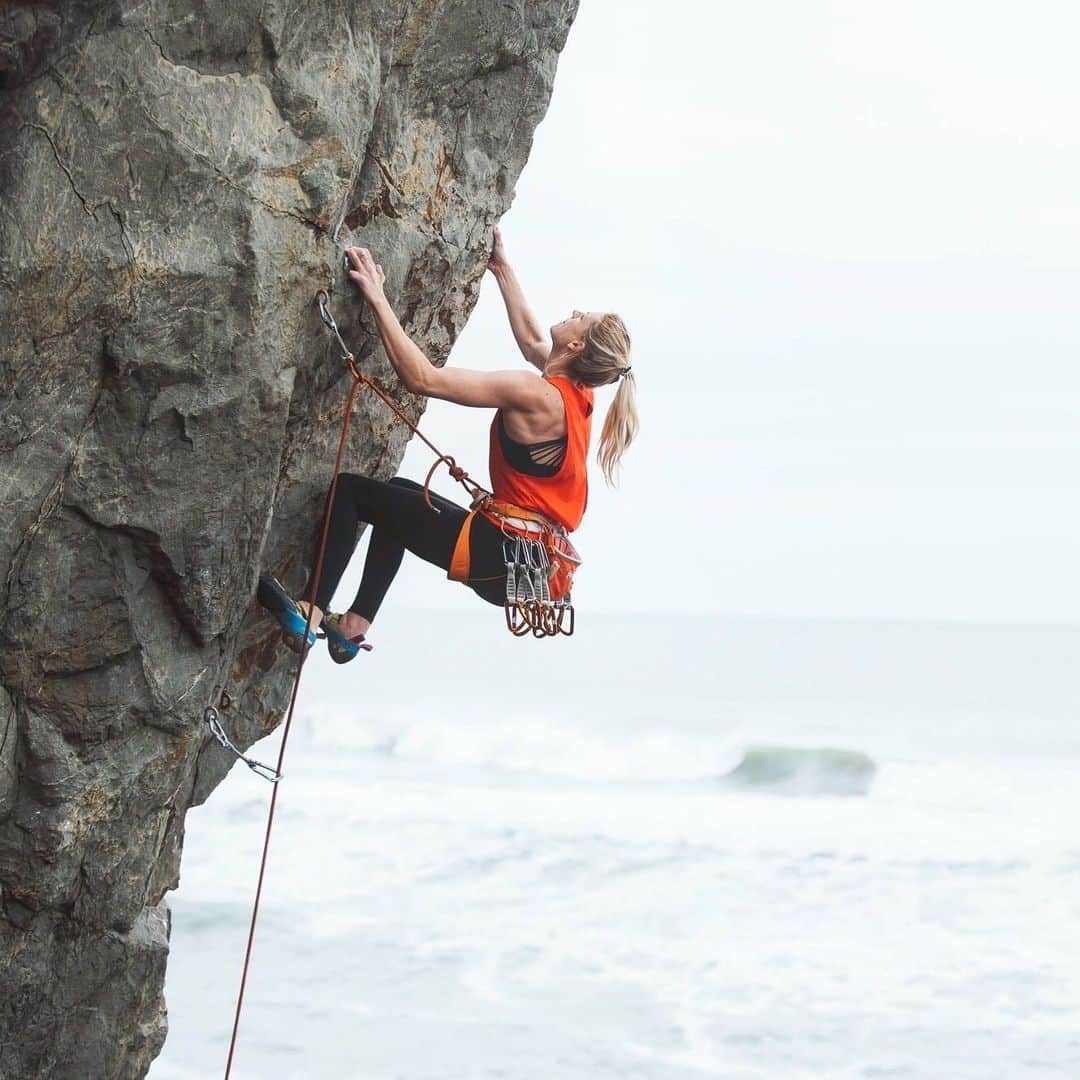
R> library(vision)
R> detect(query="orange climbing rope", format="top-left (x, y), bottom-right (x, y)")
top-left (223, 290), bottom-right (500, 1077)
top-left (223, 353), bottom-right (363, 1079)
top-left (224, 285), bottom-right (575, 1074)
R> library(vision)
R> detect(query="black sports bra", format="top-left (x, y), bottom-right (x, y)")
top-left (497, 412), bottom-right (567, 478)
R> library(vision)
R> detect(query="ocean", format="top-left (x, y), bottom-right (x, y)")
top-left (149, 611), bottom-right (1080, 1079)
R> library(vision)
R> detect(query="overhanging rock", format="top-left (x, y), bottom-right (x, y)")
top-left (0, 1), bottom-right (578, 1075)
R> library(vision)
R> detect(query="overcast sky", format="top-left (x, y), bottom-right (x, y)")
top-left (375, 0), bottom-right (1079, 623)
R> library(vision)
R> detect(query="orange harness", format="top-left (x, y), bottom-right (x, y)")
top-left (449, 496), bottom-right (581, 636)
top-left (449, 495), bottom-right (582, 600)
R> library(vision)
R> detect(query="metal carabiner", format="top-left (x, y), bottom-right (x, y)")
top-left (204, 707), bottom-right (282, 783)
top-left (505, 601), bottom-right (532, 636)
top-left (530, 603), bottom-right (550, 638)
top-left (542, 605), bottom-right (560, 637)
top-left (315, 289), bottom-right (357, 371)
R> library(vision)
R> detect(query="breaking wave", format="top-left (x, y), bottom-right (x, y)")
top-left (304, 707), bottom-right (876, 795)
top-left (722, 746), bottom-right (877, 797)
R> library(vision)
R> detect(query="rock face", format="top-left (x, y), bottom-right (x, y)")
top-left (0, 2), bottom-right (576, 1075)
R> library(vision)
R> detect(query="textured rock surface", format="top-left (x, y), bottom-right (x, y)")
top-left (0, 2), bottom-right (576, 1075)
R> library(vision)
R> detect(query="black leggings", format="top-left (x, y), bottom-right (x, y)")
top-left (305, 474), bottom-right (507, 620)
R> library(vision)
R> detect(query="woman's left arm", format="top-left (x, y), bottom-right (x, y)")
top-left (347, 245), bottom-right (543, 411)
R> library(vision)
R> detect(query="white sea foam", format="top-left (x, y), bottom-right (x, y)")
top-left (308, 703), bottom-right (880, 797)
top-left (152, 614), bottom-right (1080, 1080)
top-left (335, 710), bottom-right (739, 782)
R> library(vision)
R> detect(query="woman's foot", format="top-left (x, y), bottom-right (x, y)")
top-left (321, 611), bottom-right (373, 664)
top-left (256, 575), bottom-right (319, 654)
top-left (296, 600), bottom-right (324, 628)
top-left (337, 611), bottom-right (371, 639)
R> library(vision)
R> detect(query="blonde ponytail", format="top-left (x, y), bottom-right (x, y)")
top-left (569, 313), bottom-right (638, 486)
top-left (597, 370), bottom-right (638, 486)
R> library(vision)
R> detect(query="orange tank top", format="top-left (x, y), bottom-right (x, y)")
top-left (487, 375), bottom-right (593, 532)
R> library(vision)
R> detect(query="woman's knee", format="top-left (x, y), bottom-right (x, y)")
top-left (339, 472), bottom-right (401, 503)
top-left (333, 473), bottom-right (397, 522)
top-left (336, 471), bottom-right (370, 496)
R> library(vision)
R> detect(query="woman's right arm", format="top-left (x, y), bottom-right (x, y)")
top-left (488, 228), bottom-right (549, 371)
top-left (346, 245), bottom-right (547, 412)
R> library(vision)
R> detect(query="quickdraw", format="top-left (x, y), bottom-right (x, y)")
top-left (502, 534), bottom-right (575, 637)
top-left (204, 706), bottom-right (281, 783)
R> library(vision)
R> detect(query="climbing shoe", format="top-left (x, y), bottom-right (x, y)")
top-left (321, 612), bottom-right (373, 665)
top-left (256, 574), bottom-right (318, 655)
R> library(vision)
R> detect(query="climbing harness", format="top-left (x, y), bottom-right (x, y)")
top-left (204, 706), bottom-right (281, 783)
top-left (448, 495), bottom-right (579, 637)
top-left (223, 282), bottom-right (583, 1077)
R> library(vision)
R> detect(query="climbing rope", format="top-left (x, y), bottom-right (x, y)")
top-left (222, 326), bottom-right (365, 1078)
top-left (224, 282), bottom-right (575, 1074)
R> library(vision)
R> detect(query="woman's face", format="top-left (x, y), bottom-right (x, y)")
top-left (550, 309), bottom-right (602, 352)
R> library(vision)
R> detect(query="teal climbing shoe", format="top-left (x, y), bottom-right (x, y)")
top-left (256, 574), bottom-right (318, 654)
top-left (321, 612), bottom-right (373, 665)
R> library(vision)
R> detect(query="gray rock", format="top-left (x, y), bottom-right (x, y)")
top-left (0, 1), bottom-right (578, 1075)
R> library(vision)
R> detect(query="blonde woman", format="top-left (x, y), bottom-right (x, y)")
top-left (257, 230), bottom-right (638, 660)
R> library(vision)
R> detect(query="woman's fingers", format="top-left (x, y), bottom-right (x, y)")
top-left (487, 229), bottom-right (506, 271)
top-left (343, 247), bottom-right (387, 299)
top-left (344, 247), bottom-right (383, 286)
top-left (345, 245), bottom-right (377, 269)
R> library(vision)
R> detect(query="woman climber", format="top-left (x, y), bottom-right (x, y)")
top-left (257, 229), bottom-right (637, 660)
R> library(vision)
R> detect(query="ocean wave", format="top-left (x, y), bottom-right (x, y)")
top-left (302, 706), bottom-right (876, 795)
top-left (722, 746), bottom-right (877, 797)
